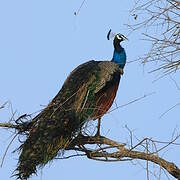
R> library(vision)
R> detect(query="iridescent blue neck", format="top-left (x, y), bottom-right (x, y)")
top-left (111, 42), bottom-right (126, 69)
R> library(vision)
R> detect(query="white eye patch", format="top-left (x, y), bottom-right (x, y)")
top-left (116, 34), bottom-right (128, 41)
top-left (116, 34), bottom-right (122, 40)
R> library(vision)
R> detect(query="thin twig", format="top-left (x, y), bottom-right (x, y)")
top-left (1, 133), bottom-right (18, 167)
top-left (74, 0), bottom-right (86, 16)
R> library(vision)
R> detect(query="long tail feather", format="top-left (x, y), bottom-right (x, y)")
top-left (15, 111), bottom-right (79, 180)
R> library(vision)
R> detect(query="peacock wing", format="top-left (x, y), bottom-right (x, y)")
top-left (90, 61), bottom-right (123, 119)
top-left (16, 60), bottom-right (101, 180)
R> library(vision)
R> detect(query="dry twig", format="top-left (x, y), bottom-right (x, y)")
top-left (127, 0), bottom-right (180, 75)
top-left (65, 135), bottom-right (180, 179)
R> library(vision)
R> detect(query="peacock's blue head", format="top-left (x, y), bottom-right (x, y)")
top-left (107, 30), bottom-right (128, 69)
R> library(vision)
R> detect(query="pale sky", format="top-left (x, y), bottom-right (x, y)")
top-left (0, 1), bottom-right (179, 180)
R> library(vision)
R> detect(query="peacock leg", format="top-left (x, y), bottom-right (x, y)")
top-left (95, 117), bottom-right (101, 136)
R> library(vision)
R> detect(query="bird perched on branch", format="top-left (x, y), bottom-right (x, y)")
top-left (15, 30), bottom-right (127, 179)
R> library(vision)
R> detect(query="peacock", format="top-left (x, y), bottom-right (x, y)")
top-left (15, 30), bottom-right (127, 179)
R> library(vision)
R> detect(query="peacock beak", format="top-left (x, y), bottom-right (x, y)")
top-left (122, 35), bottom-right (128, 41)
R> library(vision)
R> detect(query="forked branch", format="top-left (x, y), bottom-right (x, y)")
top-left (65, 135), bottom-right (180, 179)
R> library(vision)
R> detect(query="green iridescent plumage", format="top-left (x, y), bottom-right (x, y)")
top-left (16, 61), bottom-right (123, 179)
top-left (15, 31), bottom-right (128, 179)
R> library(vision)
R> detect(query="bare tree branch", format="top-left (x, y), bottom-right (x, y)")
top-left (0, 109), bottom-right (180, 179)
top-left (65, 135), bottom-right (180, 179)
top-left (127, 0), bottom-right (180, 75)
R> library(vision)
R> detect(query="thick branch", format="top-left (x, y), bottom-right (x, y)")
top-left (0, 122), bottom-right (17, 129)
top-left (67, 135), bottom-right (180, 179)
top-left (0, 122), bottom-right (180, 179)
